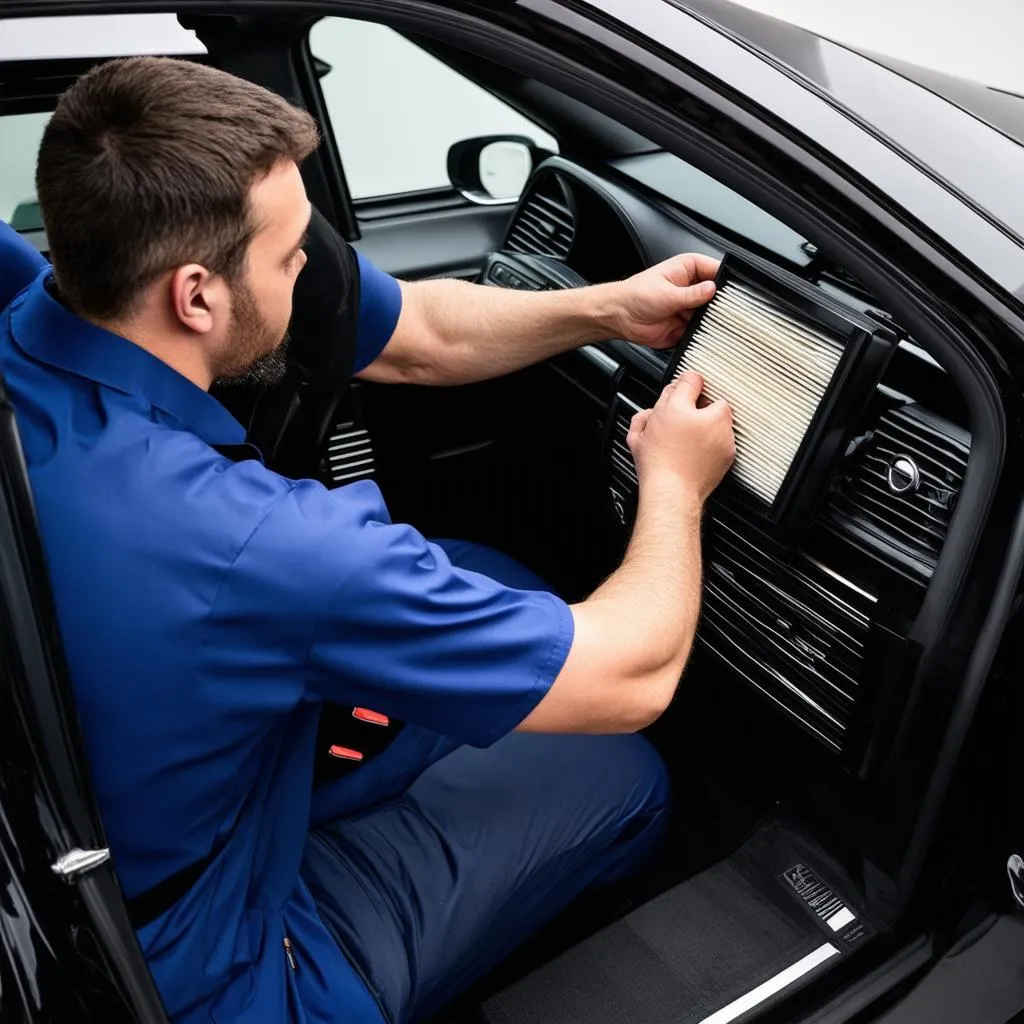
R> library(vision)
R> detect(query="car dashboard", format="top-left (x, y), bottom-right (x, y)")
top-left (483, 155), bottom-right (972, 771)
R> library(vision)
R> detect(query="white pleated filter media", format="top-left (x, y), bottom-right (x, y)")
top-left (672, 281), bottom-right (844, 505)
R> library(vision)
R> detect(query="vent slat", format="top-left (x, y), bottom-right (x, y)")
top-left (830, 500), bottom-right (945, 552)
top-left (516, 207), bottom-right (572, 248)
top-left (518, 207), bottom-right (564, 234)
top-left (704, 584), bottom-right (860, 704)
top-left (504, 174), bottom-right (574, 260)
top-left (698, 625), bottom-right (844, 752)
top-left (532, 194), bottom-right (574, 229)
top-left (610, 452), bottom-right (638, 486)
top-left (880, 411), bottom-right (969, 464)
top-left (699, 604), bottom-right (848, 746)
top-left (705, 567), bottom-right (863, 687)
top-left (849, 474), bottom-right (949, 534)
top-left (709, 558), bottom-right (866, 665)
top-left (697, 519), bottom-right (876, 753)
top-left (873, 434), bottom-right (965, 480)
top-left (508, 223), bottom-right (559, 257)
top-left (609, 404), bottom-right (639, 497)
top-left (325, 421), bottom-right (376, 487)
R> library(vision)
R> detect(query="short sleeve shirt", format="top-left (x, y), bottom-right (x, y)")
top-left (0, 221), bottom-right (573, 1024)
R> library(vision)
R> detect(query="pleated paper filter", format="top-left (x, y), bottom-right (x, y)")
top-left (671, 281), bottom-right (845, 505)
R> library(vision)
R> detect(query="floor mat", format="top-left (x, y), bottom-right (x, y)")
top-left (480, 821), bottom-right (870, 1024)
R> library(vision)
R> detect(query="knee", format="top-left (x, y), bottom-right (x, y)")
top-left (559, 733), bottom-right (670, 827)
top-left (577, 734), bottom-right (670, 877)
top-left (609, 733), bottom-right (671, 823)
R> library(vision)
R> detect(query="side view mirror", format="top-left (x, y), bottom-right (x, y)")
top-left (447, 135), bottom-right (540, 205)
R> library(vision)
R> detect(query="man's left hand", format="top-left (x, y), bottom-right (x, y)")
top-left (607, 253), bottom-right (721, 350)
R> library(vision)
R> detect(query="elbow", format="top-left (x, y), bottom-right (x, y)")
top-left (625, 651), bottom-right (689, 731)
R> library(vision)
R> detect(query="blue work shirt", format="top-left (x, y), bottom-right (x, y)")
top-left (0, 222), bottom-right (573, 1023)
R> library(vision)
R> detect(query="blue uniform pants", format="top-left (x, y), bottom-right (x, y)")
top-left (301, 540), bottom-right (670, 1024)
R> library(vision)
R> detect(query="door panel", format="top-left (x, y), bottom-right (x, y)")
top-left (354, 199), bottom-right (514, 280)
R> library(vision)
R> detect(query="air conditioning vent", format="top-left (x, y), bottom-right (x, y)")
top-left (608, 395), bottom-right (640, 526)
top-left (700, 520), bottom-right (876, 754)
top-left (505, 173), bottom-right (575, 260)
top-left (827, 402), bottom-right (970, 575)
top-left (323, 421), bottom-right (375, 487)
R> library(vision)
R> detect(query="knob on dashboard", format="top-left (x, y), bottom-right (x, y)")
top-left (886, 455), bottom-right (921, 495)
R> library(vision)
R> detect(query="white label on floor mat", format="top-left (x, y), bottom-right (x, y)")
top-left (698, 944), bottom-right (840, 1024)
top-left (827, 906), bottom-right (856, 932)
top-left (782, 863), bottom-right (858, 934)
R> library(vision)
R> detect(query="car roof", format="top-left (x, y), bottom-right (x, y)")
top-left (679, 0), bottom-right (1024, 243)
top-left (682, 0), bottom-right (1024, 146)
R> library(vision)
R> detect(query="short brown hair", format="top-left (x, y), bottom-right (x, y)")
top-left (36, 56), bottom-right (319, 319)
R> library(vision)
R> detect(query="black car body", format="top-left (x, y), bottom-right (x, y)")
top-left (2, 1), bottom-right (1024, 1021)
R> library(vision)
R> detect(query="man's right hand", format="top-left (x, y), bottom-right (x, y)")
top-left (627, 371), bottom-right (735, 506)
top-left (519, 368), bottom-right (735, 736)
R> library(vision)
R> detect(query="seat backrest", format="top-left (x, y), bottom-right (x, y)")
top-left (0, 219), bottom-right (47, 309)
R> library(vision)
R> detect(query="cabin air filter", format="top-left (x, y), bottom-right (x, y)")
top-left (663, 255), bottom-right (897, 533)
top-left (674, 281), bottom-right (843, 504)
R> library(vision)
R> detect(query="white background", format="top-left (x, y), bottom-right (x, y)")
top-left (732, 0), bottom-right (1024, 93)
top-left (2, 3), bottom-right (1023, 220)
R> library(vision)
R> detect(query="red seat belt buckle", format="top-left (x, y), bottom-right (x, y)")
top-left (328, 745), bottom-right (364, 762)
top-left (352, 707), bottom-right (390, 727)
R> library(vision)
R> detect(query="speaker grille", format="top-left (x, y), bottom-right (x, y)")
top-left (672, 282), bottom-right (844, 505)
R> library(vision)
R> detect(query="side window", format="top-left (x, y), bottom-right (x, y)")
top-left (1, 13), bottom-right (206, 230)
top-left (309, 19), bottom-right (557, 202)
top-left (0, 112), bottom-right (50, 229)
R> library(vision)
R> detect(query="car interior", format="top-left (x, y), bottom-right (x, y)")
top-left (1, 7), bottom-right (1017, 1024)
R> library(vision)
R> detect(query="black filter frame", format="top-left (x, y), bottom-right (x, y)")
top-left (662, 255), bottom-right (898, 539)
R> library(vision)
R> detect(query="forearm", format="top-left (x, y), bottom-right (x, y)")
top-left (583, 476), bottom-right (704, 704)
top-left (376, 277), bottom-right (619, 386)
top-left (520, 474), bottom-right (704, 734)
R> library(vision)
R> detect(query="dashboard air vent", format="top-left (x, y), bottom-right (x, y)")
top-left (700, 519), bottom-right (877, 754)
top-left (827, 403), bottom-right (970, 575)
top-left (506, 173), bottom-right (575, 260)
top-left (608, 394), bottom-right (640, 526)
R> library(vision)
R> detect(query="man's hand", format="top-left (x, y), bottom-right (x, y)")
top-left (628, 371), bottom-right (735, 505)
top-left (520, 368), bottom-right (735, 736)
top-left (608, 253), bottom-right (720, 350)
top-left (358, 249), bottom-right (720, 387)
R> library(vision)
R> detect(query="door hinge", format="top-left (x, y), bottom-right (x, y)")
top-left (51, 846), bottom-right (111, 880)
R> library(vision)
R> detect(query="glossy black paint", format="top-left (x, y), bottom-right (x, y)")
top-left (678, 0), bottom-right (1024, 244)
top-left (0, 380), bottom-right (157, 1021)
top-left (1, 1), bottom-right (1024, 1021)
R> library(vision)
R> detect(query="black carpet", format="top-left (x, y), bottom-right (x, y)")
top-left (480, 822), bottom-right (867, 1024)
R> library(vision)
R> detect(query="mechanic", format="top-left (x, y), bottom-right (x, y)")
top-left (0, 57), bottom-right (734, 1024)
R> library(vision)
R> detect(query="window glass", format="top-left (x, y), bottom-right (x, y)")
top-left (1, 112), bottom-right (50, 228)
top-left (310, 18), bottom-right (557, 201)
top-left (1, 13), bottom-right (205, 229)
top-left (0, 14), bottom-right (204, 60)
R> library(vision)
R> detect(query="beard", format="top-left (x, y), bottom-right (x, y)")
top-left (212, 278), bottom-right (290, 389)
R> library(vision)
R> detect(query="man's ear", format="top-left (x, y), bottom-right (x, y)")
top-left (170, 264), bottom-right (224, 335)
